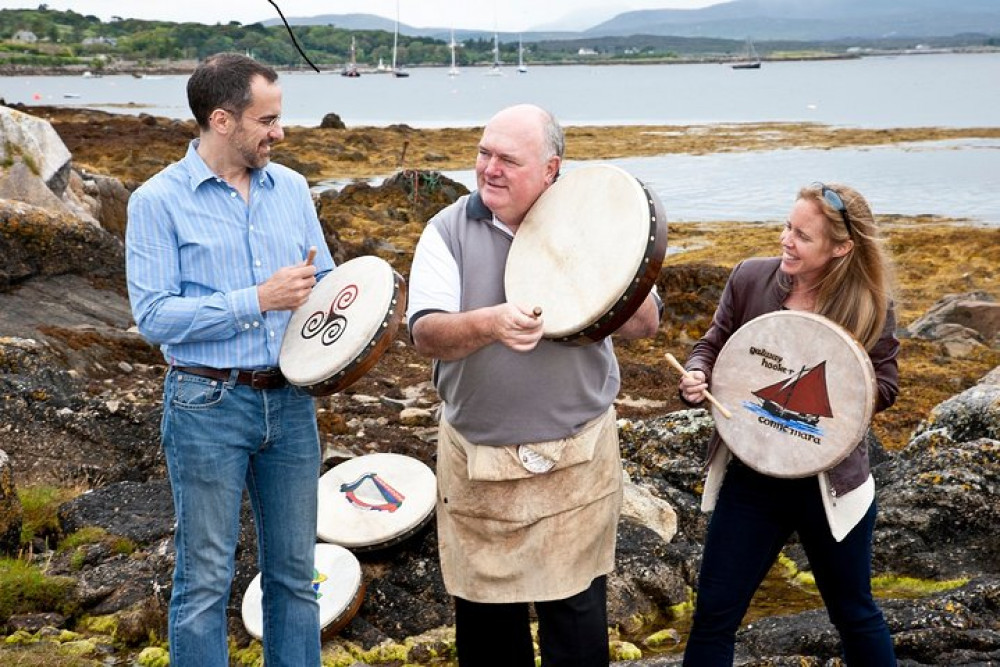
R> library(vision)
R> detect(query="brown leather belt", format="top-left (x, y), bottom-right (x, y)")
top-left (174, 366), bottom-right (287, 390)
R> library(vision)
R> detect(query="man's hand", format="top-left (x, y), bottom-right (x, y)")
top-left (257, 260), bottom-right (317, 312)
top-left (490, 303), bottom-right (545, 352)
top-left (411, 303), bottom-right (545, 361)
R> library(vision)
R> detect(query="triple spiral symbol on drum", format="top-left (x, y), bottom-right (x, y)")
top-left (301, 284), bottom-right (359, 346)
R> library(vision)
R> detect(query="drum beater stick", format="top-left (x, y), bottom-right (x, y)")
top-left (665, 353), bottom-right (733, 419)
top-left (305, 246), bottom-right (317, 266)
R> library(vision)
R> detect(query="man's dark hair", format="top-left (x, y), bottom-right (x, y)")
top-left (187, 53), bottom-right (278, 130)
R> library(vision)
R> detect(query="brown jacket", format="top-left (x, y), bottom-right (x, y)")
top-left (685, 257), bottom-right (900, 496)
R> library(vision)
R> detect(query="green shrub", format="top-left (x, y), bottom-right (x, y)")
top-left (18, 485), bottom-right (85, 547)
top-left (0, 557), bottom-right (78, 621)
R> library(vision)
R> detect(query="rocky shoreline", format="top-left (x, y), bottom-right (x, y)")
top-left (0, 103), bottom-right (998, 665)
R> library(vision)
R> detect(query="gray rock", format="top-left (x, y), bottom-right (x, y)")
top-left (5, 613), bottom-right (67, 633)
top-left (912, 380), bottom-right (1000, 444)
top-left (320, 112), bottom-right (346, 129)
top-left (0, 199), bottom-right (125, 289)
top-left (979, 366), bottom-right (1000, 387)
top-left (874, 432), bottom-right (1000, 578)
top-left (908, 291), bottom-right (1000, 348)
top-left (622, 473), bottom-right (678, 544)
top-left (0, 449), bottom-right (23, 556)
top-left (58, 479), bottom-right (175, 545)
top-left (619, 410), bottom-right (717, 543)
top-left (0, 106), bottom-right (72, 196)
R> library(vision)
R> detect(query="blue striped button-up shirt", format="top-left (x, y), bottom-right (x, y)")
top-left (125, 139), bottom-right (334, 369)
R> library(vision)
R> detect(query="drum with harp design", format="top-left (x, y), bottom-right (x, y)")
top-left (504, 163), bottom-right (667, 344)
top-left (710, 310), bottom-right (877, 478)
top-left (280, 255), bottom-right (406, 396)
top-left (317, 453), bottom-right (437, 551)
top-left (241, 542), bottom-right (364, 641)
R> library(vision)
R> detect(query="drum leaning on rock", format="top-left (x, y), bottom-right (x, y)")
top-left (710, 311), bottom-right (877, 478)
top-left (241, 542), bottom-right (364, 641)
top-left (504, 163), bottom-right (667, 344)
top-left (317, 453), bottom-right (437, 551)
top-left (279, 255), bottom-right (406, 396)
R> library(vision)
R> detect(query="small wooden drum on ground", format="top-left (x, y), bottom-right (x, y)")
top-left (317, 453), bottom-right (437, 551)
top-left (710, 311), bottom-right (876, 478)
top-left (241, 542), bottom-right (364, 640)
top-left (280, 255), bottom-right (406, 396)
top-left (504, 163), bottom-right (667, 344)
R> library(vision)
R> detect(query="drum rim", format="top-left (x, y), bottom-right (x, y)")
top-left (711, 310), bottom-right (877, 478)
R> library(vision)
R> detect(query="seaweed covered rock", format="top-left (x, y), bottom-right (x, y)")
top-left (316, 170), bottom-right (468, 274)
top-left (874, 422), bottom-right (1000, 578)
top-left (0, 199), bottom-right (124, 289)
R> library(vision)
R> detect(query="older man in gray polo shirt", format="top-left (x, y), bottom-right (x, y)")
top-left (407, 103), bottom-right (661, 666)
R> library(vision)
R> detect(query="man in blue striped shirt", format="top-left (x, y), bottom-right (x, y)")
top-left (125, 53), bottom-right (334, 666)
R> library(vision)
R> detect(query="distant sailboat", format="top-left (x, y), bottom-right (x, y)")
top-left (517, 35), bottom-right (527, 73)
top-left (342, 35), bottom-right (360, 77)
top-left (448, 28), bottom-right (460, 76)
top-left (752, 362), bottom-right (832, 426)
top-left (732, 36), bottom-right (762, 69)
top-left (391, 0), bottom-right (410, 77)
top-left (485, 29), bottom-right (503, 76)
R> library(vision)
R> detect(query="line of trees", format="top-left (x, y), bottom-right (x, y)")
top-left (2, 6), bottom-right (995, 71)
top-left (0, 6), bottom-right (751, 70)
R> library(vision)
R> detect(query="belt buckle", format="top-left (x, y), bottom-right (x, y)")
top-left (249, 369), bottom-right (280, 390)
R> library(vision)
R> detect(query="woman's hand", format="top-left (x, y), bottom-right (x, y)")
top-left (679, 369), bottom-right (708, 404)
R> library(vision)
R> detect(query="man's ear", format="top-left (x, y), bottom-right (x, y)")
top-left (545, 155), bottom-right (561, 185)
top-left (208, 108), bottom-right (232, 135)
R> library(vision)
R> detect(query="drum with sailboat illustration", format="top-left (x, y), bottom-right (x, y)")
top-left (710, 310), bottom-right (876, 478)
top-left (317, 452), bottom-right (437, 551)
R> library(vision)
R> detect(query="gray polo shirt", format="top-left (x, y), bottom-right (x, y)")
top-left (407, 193), bottom-right (620, 446)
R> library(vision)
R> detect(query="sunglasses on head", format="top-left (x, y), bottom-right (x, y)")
top-left (812, 182), bottom-right (852, 238)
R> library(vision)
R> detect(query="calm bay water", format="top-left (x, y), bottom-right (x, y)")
top-left (436, 139), bottom-right (1000, 223)
top-left (3, 52), bottom-right (999, 223)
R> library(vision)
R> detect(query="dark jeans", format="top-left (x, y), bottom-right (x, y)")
top-left (454, 575), bottom-right (609, 666)
top-left (683, 460), bottom-right (896, 666)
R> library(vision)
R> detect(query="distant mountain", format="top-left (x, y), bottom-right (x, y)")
top-left (259, 13), bottom-right (573, 43)
top-left (261, 0), bottom-right (1000, 42)
top-left (528, 7), bottom-right (623, 33)
top-left (260, 13), bottom-right (403, 34)
top-left (588, 0), bottom-right (1000, 41)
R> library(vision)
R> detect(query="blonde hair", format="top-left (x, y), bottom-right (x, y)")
top-left (796, 183), bottom-right (895, 350)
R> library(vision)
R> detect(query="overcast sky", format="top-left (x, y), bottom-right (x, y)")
top-left (1, 1), bottom-right (720, 32)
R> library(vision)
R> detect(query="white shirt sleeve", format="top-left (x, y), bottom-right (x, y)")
top-left (406, 223), bottom-right (461, 324)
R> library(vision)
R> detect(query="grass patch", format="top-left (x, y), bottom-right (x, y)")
top-left (18, 485), bottom-right (87, 548)
top-left (58, 527), bottom-right (137, 571)
top-left (0, 644), bottom-right (100, 666)
top-left (0, 557), bottom-right (78, 621)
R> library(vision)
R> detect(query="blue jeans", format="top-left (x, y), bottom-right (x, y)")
top-left (161, 369), bottom-right (321, 666)
top-left (683, 460), bottom-right (896, 666)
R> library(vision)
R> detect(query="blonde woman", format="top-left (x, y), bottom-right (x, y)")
top-left (679, 183), bottom-right (899, 665)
